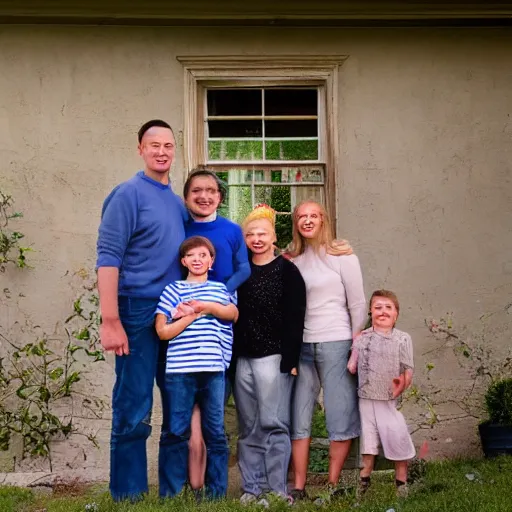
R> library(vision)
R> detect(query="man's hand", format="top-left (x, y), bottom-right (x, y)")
top-left (291, 367), bottom-right (298, 376)
top-left (100, 318), bottom-right (129, 356)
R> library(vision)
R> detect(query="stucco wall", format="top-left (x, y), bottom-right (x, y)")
top-left (1, 25), bottom-right (511, 479)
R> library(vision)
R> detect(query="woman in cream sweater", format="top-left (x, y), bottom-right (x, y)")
top-left (287, 200), bottom-right (367, 502)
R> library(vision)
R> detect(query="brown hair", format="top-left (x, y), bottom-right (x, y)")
top-left (183, 168), bottom-right (227, 203)
top-left (369, 289), bottom-right (400, 315)
top-left (179, 236), bottom-right (216, 259)
top-left (286, 200), bottom-right (353, 257)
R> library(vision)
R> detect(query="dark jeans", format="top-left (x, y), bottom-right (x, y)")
top-left (159, 371), bottom-right (228, 499)
top-left (110, 296), bottom-right (160, 502)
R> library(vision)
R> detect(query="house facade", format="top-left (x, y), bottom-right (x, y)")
top-left (1, 1), bottom-right (511, 480)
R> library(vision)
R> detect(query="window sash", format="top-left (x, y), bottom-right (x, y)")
top-left (205, 86), bottom-right (324, 164)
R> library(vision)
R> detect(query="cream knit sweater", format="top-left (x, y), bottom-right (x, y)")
top-left (293, 246), bottom-right (367, 343)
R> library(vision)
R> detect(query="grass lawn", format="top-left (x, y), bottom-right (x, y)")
top-left (1, 456), bottom-right (512, 512)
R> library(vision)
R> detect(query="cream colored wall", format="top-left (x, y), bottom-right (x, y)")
top-left (1, 26), bottom-right (511, 477)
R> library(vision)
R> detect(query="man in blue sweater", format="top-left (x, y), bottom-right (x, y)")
top-left (96, 119), bottom-right (186, 502)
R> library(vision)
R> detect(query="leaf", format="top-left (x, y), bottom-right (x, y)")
top-left (84, 349), bottom-right (105, 362)
top-left (73, 298), bottom-right (83, 316)
top-left (62, 372), bottom-right (81, 395)
top-left (16, 385), bottom-right (28, 399)
top-left (38, 386), bottom-right (51, 403)
top-left (61, 421), bottom-right (73, 436)
top-left (74, 327), bottom-right (90, 341)
top-left (49, 367), bottom-right (64, 380)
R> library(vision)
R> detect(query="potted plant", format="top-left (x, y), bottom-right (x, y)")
top-left (478, 378), bottom-right (512, 457)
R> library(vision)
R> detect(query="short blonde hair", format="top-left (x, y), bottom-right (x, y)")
top-left (242, 204), bottom-right (276, 232)
top-left (287, 200), bottom-right (352, 257)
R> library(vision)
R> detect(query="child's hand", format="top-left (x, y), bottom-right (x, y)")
top-left (173, 302), bottom-right (196, 319)
top-left (184, 300), bottom-right (207, 314)
top-left (392, 373), bottom-right (406, 398)
top-left (347, 360), bottom-right (357, 375)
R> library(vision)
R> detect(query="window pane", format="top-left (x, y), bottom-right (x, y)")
top-left (275, 214), bottom-right (293, 249)
top-left (207, 89), bottom-right (262, 116)
top-left (265, 140), bottom-right (318, 161)
top-left (208, 120), bottom-right (262, 138)
top-left (208, 140), bottom-right (263, 161)
top-left (265, 89), bottom-right (317, 116)
top-left (265, 120), bottom-right (317, 138)
top-left (223, 169), bottom-right (253, 224)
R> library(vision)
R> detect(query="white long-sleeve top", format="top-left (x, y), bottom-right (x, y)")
top-left (293, 246), bottom-right (367, 343)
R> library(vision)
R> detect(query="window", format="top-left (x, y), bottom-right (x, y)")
top-left (178, 56), bottom-right (345, 247)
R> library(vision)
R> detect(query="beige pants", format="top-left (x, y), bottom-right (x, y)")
top-left (359, 398), bottom-right (415, 461)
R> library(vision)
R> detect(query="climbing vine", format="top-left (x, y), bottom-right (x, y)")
top-left (0, 189), bottom-right (105, 470)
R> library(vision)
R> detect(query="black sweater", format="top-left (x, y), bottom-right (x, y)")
top-left (233, 256), bottom-right (306, 373)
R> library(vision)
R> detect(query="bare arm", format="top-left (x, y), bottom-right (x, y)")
top-left (98, 267), bottom-right (129, 355)
top-left (404, 368), bottom-right (413, 389)
top-left (347, 347), bottom-right (359, 374)
top-left (188, 301), bottom-right (239, 322)
top-left (155, 313), bottom-right (200, 341)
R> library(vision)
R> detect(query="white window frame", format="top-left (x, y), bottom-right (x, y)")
top-left (177, 55), bottom-right (346, 225)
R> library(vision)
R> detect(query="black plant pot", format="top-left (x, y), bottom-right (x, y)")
top-left (478, 421), bottom-right (512, 458)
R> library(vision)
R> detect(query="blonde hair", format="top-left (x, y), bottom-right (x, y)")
top-left (242, 203), bottom-right (276, 232)
top-left (287, 200), bottom-right (353, 257)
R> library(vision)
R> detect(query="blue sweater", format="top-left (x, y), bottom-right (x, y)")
top-left (185, 216), bottom-right (250, 293)
top-left (96, 171), bottom-right (186, 299)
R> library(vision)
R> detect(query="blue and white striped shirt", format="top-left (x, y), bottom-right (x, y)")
top-left (156, 280), bottom-right (235, 374)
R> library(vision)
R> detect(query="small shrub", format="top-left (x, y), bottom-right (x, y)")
top-left (485, 378), bottom-right (512, 425)
top-left (311, 404), bottom-right (328, 438)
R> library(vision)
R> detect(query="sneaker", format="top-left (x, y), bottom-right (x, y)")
top-left (290, 488), bottom-right (308, 502)
top-left (256, 497), bottom-right (270, 508)
top-left (396, 483), bottom-right (409, 499)
top-left (240, 492), bottom-right (258, 505)
top-left (192, 489), bottom-right (204, 504)
top-left (356, 477), bottom-right (371, 499)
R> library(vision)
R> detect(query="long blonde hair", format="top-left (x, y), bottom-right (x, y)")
top-left (286, 200), bottom-right (353, 257)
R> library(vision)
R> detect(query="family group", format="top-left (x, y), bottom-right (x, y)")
top-left (96, 120), bottom-right (416, 505)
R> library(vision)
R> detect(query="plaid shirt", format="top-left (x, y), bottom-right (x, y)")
top-left (355, 327), bottom-right (414, 400)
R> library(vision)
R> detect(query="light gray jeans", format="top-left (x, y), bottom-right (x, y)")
top-left (234, 355), bottom-right (293, 497)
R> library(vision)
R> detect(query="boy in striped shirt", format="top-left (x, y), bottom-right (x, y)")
top-left (155, 236), bottom-right (238, 500)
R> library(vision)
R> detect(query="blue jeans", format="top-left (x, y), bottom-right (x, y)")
top-left (159, 371), bottom-right (228, 499)
top-left (110, 296), bottom-right (160, 502)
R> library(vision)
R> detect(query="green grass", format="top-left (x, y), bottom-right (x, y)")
top-left (2, 457), bottom-right (512, 512)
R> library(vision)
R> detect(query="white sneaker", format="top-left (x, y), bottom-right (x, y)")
top-left (257, 497), bottom-right (270, 508)
top-left (240, 492), bottom-right (258, 505)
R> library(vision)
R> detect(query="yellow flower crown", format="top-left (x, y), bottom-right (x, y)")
top-left (242, 203), bottom-right (276, 229)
